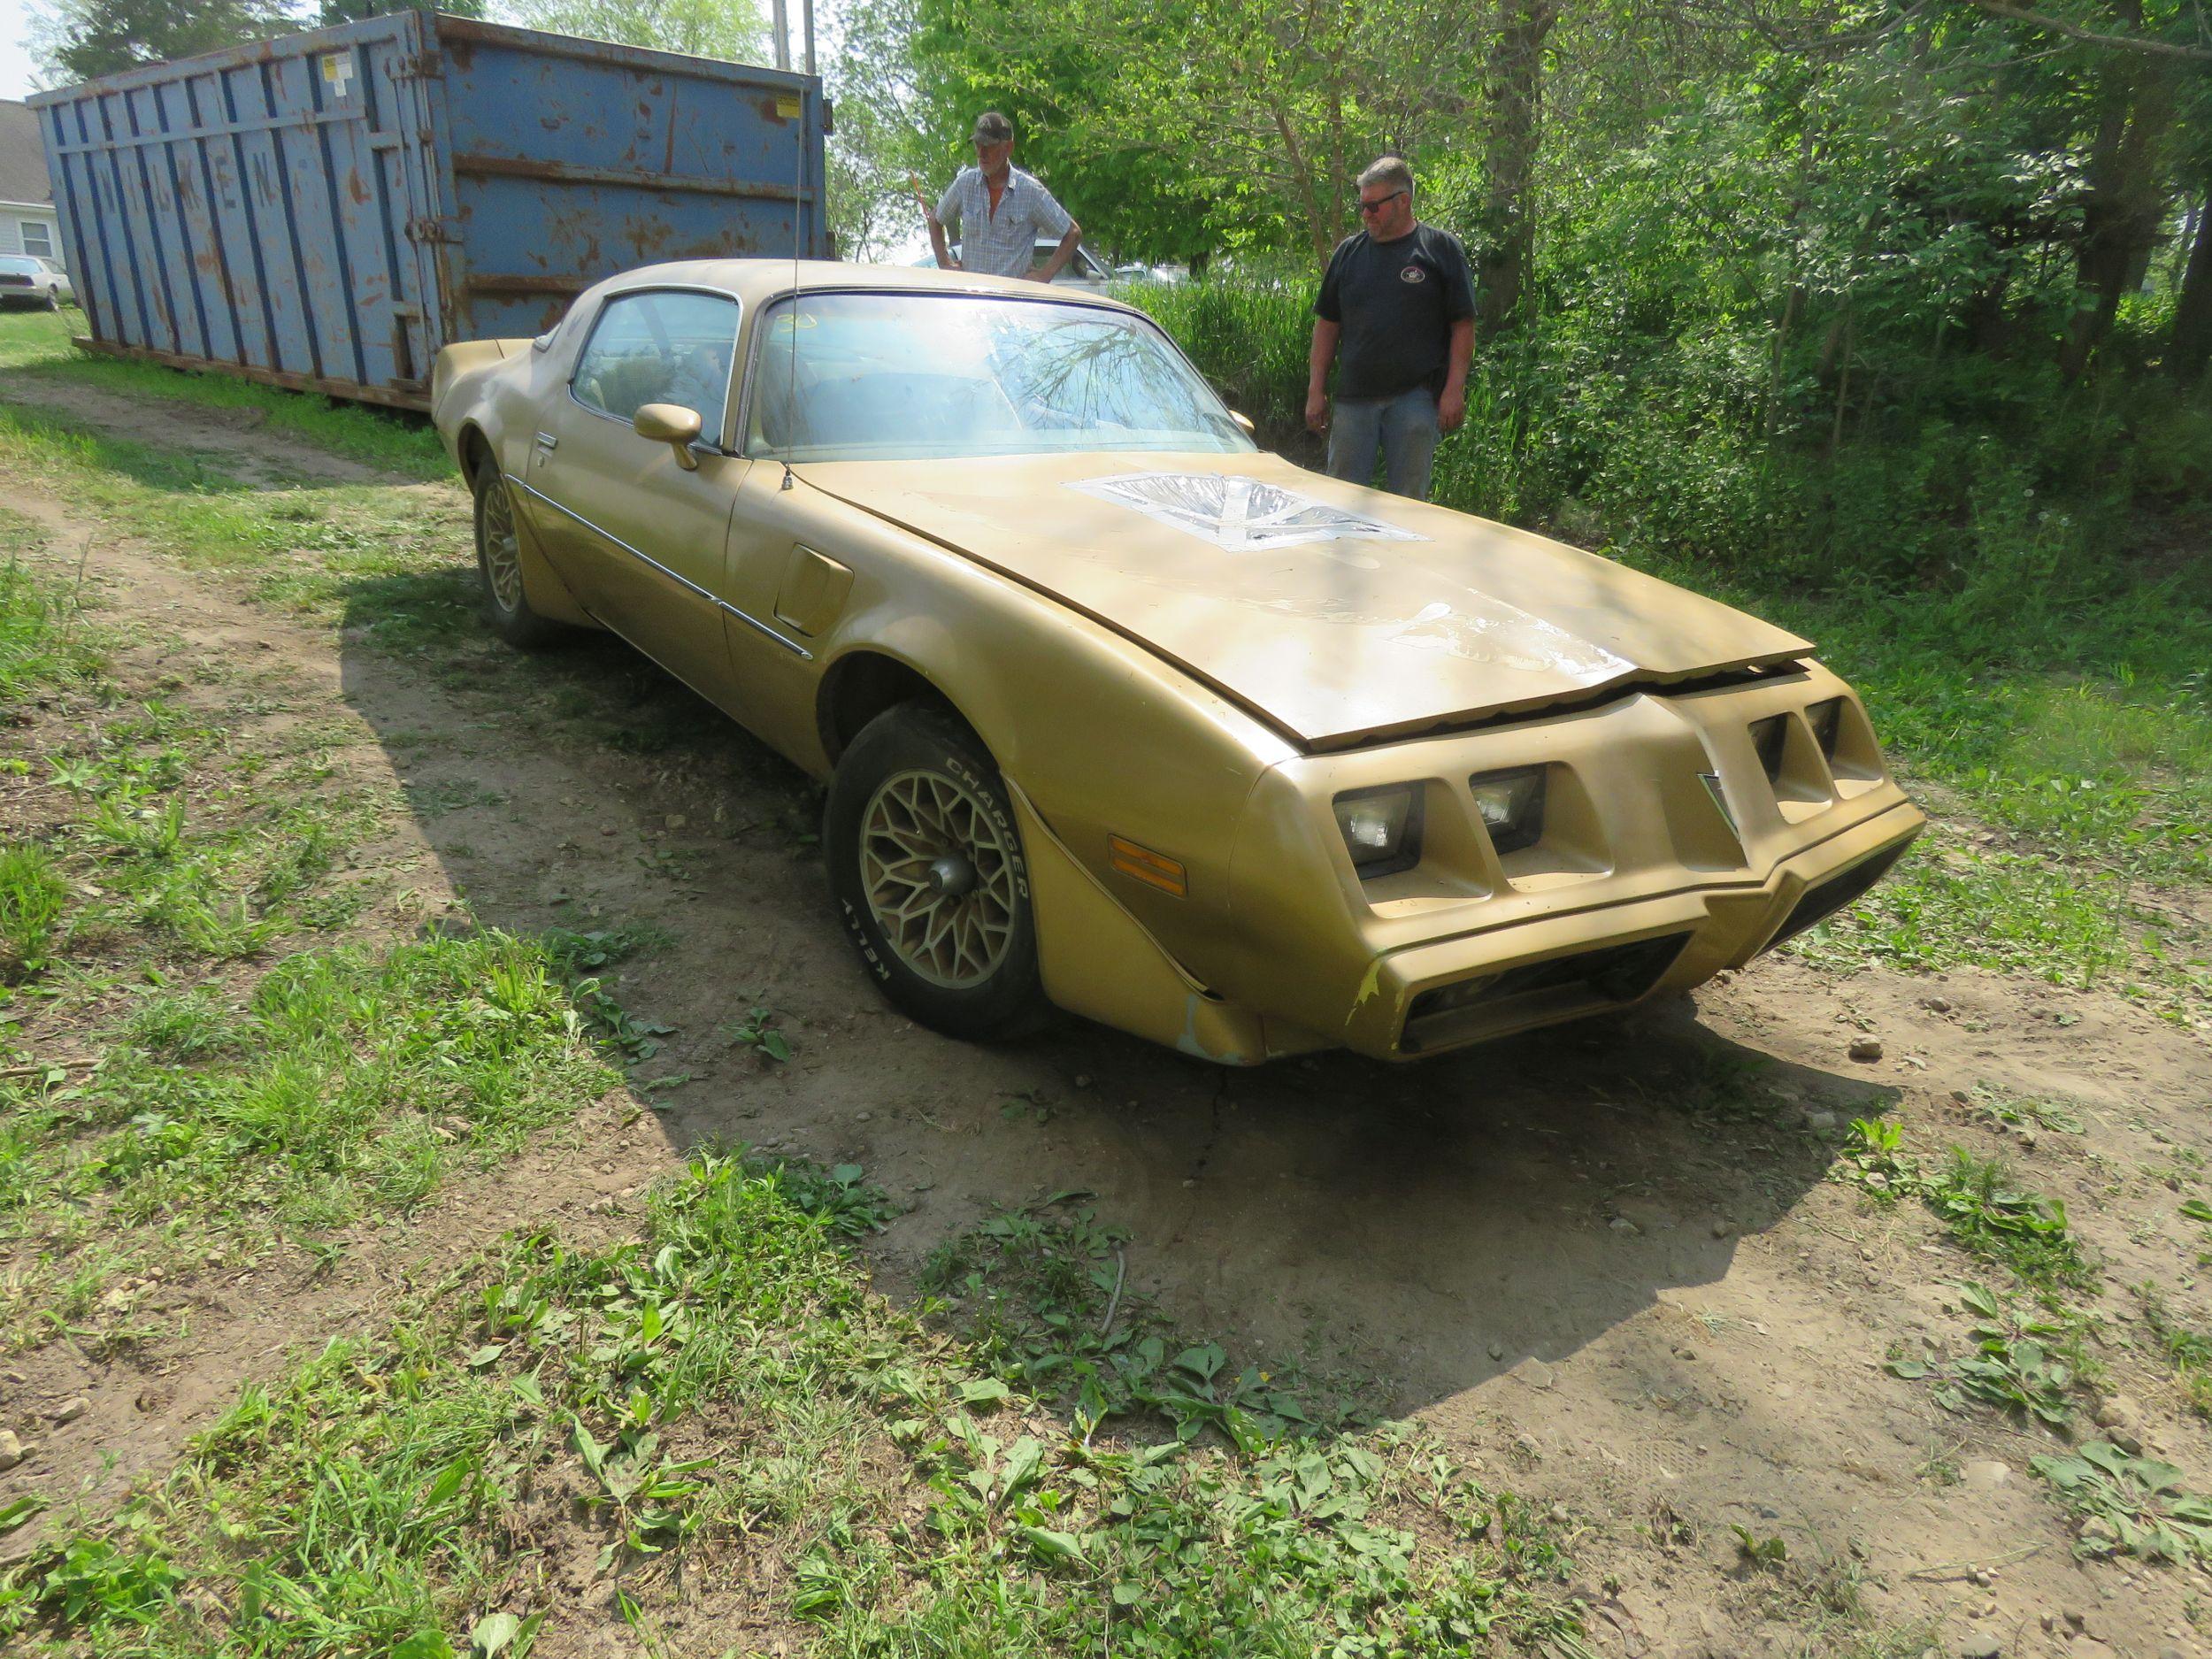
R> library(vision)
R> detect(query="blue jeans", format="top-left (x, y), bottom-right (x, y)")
top-left (1325, 385), bottom-right (1441, 500)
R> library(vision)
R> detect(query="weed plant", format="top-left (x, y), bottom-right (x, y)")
top-left (1887, 1282), bottom-right (2079, 1429)
top-left (2138, 1285), bottom-right (2212, 1418)
top-left (0, 846), bottom-right (68, 984)
top-left (1839, 1123), bottom-right (2092, 1297)
top-left (923, 1200), bottom-right (1378, 1445)
top-left (0, 537), bottom-right (104, 712)
top-left (2032, 1441), bottom-right (2212, 1563)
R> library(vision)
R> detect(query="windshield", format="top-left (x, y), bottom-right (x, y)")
top-left (746, 291), bottom-right (1252, 462)
top-left (0, 257), bottom-right (41, 274)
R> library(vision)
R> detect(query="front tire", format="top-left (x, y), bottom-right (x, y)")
top-left (472, 454), bottom-right (564, 649)
top-left (825, 703), bottom-right (1048, 1041)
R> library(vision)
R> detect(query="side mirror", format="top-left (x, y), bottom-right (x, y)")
top-left (1229, 410), bottom-right (1256, 437)
top-left (634, 402), bottom-right (703, 469)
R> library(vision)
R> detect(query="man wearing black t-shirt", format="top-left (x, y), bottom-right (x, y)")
top-left (1305, 157), bottom-right (1476, 501)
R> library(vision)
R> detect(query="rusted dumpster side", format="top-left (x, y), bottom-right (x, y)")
top-left (27, 13), bottom-right (828, 411)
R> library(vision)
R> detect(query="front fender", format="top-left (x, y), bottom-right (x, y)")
top-left (780, 485), bottom-right (1295, 998)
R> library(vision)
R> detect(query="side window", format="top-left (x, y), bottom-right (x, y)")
top-left (571, 290), bottom-right (741, 442)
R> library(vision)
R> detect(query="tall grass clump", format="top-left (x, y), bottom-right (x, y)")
top-left (0, 845), bottom-right (69, 984)
top-left (0, 549), bottom-right (104, 712)
top-left (1120, 276), bottom-right (1317, 452)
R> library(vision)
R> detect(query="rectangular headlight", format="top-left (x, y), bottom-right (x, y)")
top-left (1333, 785), bottom-right (1422, 878)
top-left (1469, 765), bottom-right (1546, 856)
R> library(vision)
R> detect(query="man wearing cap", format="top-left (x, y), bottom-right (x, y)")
top-left (925, 111), bottom-right (1082, 283)
top-left (1306, 156), bottom-right (1476, 501)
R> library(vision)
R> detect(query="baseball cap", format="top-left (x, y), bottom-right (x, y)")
top-left (972, 111), bottom-right (1014, 144)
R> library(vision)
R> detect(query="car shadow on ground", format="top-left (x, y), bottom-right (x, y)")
top-left (338, 574), bottom-right (1899, 1422)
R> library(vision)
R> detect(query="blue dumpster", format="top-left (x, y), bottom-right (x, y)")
top-left (27, 12), bottom-right (830, 409)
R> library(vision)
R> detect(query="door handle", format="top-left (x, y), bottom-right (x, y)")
top-left (534, 431), bottom-right (557, 450)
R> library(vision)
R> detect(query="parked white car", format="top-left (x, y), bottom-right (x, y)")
top-left (0, 255), bottom-right (73, 310)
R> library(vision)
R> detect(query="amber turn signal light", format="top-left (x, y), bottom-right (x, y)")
top-left (1109, 835), bottom-right (1187, 897)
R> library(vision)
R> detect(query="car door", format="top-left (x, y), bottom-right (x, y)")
top-left (527, 288), bottom-right (749, 702)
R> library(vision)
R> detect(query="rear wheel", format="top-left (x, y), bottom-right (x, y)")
top-left (472, 453), bottom-right (564, 649)
top-left (826, 703), bottom-right (1047, 1041)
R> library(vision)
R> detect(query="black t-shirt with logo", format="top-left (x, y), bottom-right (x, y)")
top-left (1314, 223), bottom-right (1478, 401)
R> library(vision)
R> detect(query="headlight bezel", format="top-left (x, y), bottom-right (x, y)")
top-left (1468, 764), bottom-right (1548, 857)
top-left (1332, 783), bottom-right (1425, 879)
top-left (1807, 697), bottom-right (1845, 759)
top-left (1747, 713), bottom-right (1790, 782)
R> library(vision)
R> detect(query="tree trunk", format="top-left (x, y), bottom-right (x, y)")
top-left (2058, 4), bottom-right (2176, 379)
top-left (2173, 189), bottom-right (2212, 382)
top-left (1272, 106), bottom-right (1334, 265)
top-left (1475, 0), bottom-right (1558, 334)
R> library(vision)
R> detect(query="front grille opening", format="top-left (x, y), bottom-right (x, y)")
top-left (1403, 931), bottom-right (1693, 1045)
top-left (1761, 839), bottom-right (1912, 954)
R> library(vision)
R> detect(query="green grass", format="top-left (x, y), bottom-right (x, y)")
top-left (0, 516), bottom-right (106, 711)
top-left (0, 845), bottom-right (69, 986)
top-left (1786, 830), bottom-right (2208, 1009)
top-left (58, 936), bottom-right (599, 1214)
top-left (0, 309), bottom-right (449, 480)
top-left (44, 695), bottom-right (390, 964)
top-left (0, 401), bottom-right (473, 639)
top-left (0, 476), bottom-right (633, 1349)
top-left (2139, 1285), bottom-right (2212, 1418)
top-left (0, 929), bottom-right (619, 1349)
top-left (0, 1154), bottom-right (1589, 1657)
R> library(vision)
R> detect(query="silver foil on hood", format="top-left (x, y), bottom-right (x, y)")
top-left (1068, 472), bottom-right (1427, 553)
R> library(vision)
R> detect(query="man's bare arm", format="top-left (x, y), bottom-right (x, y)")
top-left (1439, 317), bottom-right (1473, 432)
top-left (1036, 221), bottom-right (1083, 282)
top-left (915, 173), bottom-right (959, 271)
top-left (1305, 318), bottom-right (1340, 432)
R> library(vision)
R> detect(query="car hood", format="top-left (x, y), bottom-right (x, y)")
top-left (799, 450), bottom-right (1810, 750)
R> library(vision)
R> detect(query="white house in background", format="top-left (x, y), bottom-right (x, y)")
top-left (0, 100), bottom-right (64, 265)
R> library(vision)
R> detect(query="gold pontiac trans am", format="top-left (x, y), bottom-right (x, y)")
top-left (431, 260), bottom-right (1922, 1063)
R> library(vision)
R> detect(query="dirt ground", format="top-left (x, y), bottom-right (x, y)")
top-left (4, 381), bottom-right (2211, 1658)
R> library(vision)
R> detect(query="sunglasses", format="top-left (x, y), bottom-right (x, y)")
top-left (1356, 188), bottom-right (1408, 215)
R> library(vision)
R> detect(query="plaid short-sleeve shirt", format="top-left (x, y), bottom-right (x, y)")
top-left (935, 165), bottom-right (1074, 280)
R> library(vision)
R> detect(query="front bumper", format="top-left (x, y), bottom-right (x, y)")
top-left (1339, 800), bottom-right (1921, 1057)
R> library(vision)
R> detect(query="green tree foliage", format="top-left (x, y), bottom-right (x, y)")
top-left (837, 0), bottom-right (1494, 266)
top-left (499, 0), bottom-right (767, 63)
top-left (842, 0), bottom-right (2212, 380)
top-left (31, 0), bottom-right (296, 82)
top-left (319, 0), bottom-right (483, 24)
